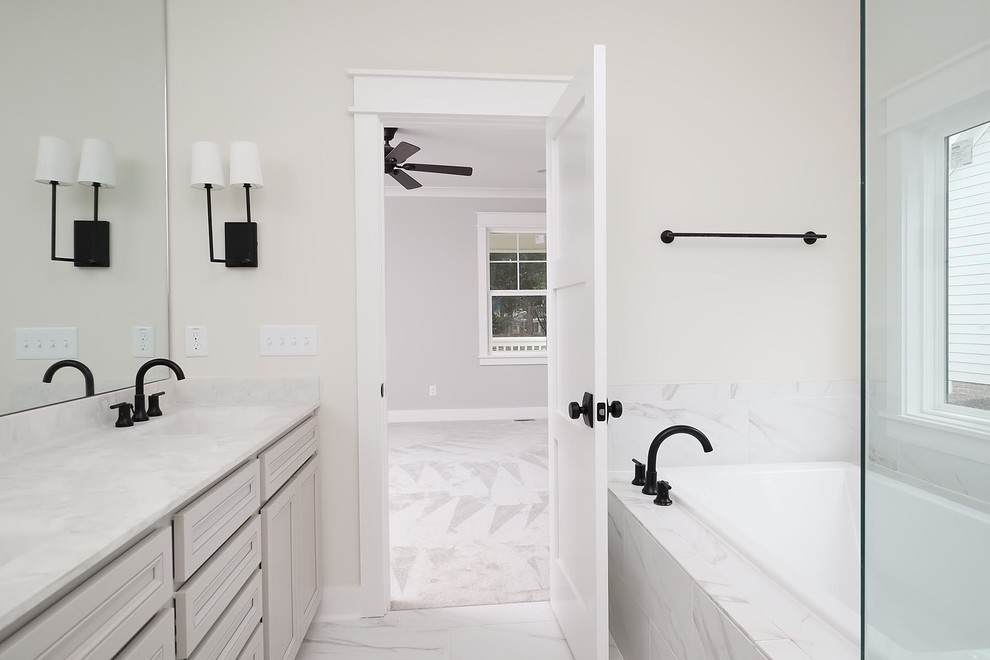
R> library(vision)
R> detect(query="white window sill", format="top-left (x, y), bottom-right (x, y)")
top-left (479, 355), bottom-right (547, 366)
top-left (880, 412), bottom-right (990, 463)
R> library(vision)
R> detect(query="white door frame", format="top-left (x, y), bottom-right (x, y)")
top-left (348, 69), bottom-right (569, 617)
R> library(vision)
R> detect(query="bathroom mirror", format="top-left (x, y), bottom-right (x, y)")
top-left (0, 0), bottom-right (169, 416)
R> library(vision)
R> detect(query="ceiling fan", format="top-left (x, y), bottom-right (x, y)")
top-left (383, 127), bottom-right (474, 190)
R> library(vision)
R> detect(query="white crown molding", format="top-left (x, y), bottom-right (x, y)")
top-left (383, 186), bottom-right (545, 199)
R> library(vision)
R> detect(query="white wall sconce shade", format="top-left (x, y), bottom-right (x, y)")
top-left (35, 136), bottom-right (112, 267)
top-left (34, 136), bottom-right (75, 185)
top-left (77, 138), bottom-right (116, 188)
top-left (194, 140), bottom-right (261, 268)
top-left (229, 141), bottom-right (263, 189)
top-left (190, 141), bottom-right (225, 189)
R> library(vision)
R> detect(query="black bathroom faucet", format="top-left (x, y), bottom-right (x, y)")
top-left (133, 358), bottom-right (185, 422)
top-left (42, 359), bottom-right (95, 397)
top-left (642, 424), bottom-right (713, 496)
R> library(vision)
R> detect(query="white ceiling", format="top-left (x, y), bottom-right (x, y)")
top-left (383, 122), bottom-right (546, 191)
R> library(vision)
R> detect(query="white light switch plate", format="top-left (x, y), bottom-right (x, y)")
top-left (15, 327), bottom-right (78, 359)
top-left (185, 326), bottom-right (208, 357)
top-left (133, 326), bottom-right (155, 357)
top-left (259, 325), bottom-right (318, 356)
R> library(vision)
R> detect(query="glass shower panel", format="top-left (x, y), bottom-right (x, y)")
top-left (865, 3), bottom-right (990, 658)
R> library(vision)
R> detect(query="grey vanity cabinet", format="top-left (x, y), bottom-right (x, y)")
top-left (0, 527), bottom-right (173, 660)
top-left (116, 608), bottom-right (176, 660)
top-left (260, 455), bottom-right (320, 660)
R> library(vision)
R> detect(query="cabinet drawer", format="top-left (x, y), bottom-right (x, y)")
top-left (175, 516), bottom-right (261, 659)
top-left (189, 569), bottom-right (262, 660)
top-left (234, 623), bottom-right (263, 660)
top-left (174, 461), bottom-right (260, 582)
top-left (116, 608), bottom-right (176, 660)
top-left (259, 416), bottom-right (317, 502)
top-left (0, 527), bottom-right (173, 660)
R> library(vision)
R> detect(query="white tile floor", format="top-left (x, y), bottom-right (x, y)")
top-left (298, 602), bottom-right (581, 659)
top-left (388, 420), bottom-right (550, 609)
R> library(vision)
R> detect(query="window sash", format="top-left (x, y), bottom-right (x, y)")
top-left (478, 221), bottom-right (548, 361)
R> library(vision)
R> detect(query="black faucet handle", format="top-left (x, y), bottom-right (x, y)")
top-left (631, 459), bottom-right (646, 486)
top-left (148, 391), bottom-right (165, 417)
top-left (654, 480), bottom-right (673, 507)
top-left (111, 402), bottom-right (134, 428)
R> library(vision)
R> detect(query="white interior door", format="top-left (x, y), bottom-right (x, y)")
top-left (546, 45), bottom-right (608, 660)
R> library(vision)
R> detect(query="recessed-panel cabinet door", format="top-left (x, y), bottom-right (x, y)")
top-left (291, 458), bottom-right (321, 635)
top-left (261, 485), bottom-right (298, 660)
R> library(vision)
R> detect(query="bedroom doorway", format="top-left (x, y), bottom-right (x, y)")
top-left (381, 121), bottom-right (550, 609)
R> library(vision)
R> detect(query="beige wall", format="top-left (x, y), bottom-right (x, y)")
top-left (165, 0), bottom-right (859, 589)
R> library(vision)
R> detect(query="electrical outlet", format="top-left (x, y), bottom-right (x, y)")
top-left (14, 327), bottom-right (77, 359)
top-left (429, 384), bottom-right (437, 397)
top-left (132, 326), bottom-right (154, 357)
top-left (259, 325), bottom-right (318, 356)
top-left (185, 325), bottom-right (208, 357)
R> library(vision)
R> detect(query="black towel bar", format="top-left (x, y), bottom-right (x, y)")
top-left (660, 230), bottom-right (827, 245)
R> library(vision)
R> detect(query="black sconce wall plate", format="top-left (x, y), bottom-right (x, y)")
top-left (223, 221), bottom-right (258, 268)
top-left (72, 220), bottom-right (110, 267)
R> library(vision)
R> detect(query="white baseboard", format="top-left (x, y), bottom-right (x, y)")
top-left (315, 585), bottom-right (387, 621)
top-left (387, 406), bottom-right (548, 423)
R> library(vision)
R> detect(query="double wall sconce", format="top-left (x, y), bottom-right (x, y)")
top-left (191, 141), bottom-right (263, 268)
top-left (34, 136), bottom-right (116, 267)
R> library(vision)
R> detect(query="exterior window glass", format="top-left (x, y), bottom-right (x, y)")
top-left (946, 120), bottom-right (990, 411)
top-left (487, 231), bottom-right (547, 354)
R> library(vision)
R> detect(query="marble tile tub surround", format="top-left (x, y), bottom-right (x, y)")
top-left (0, 377), bottom-right (319, 634)
top-left (607, 482), bottom-right (858, 660)
top-left (609, 381), bottom-right (860, 471)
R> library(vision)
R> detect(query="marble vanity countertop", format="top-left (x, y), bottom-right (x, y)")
top-left (0, 400), bottom-right (318, 634)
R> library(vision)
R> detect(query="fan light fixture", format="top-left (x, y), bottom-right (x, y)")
top-left (35, 136), bottom-right (115, 267)
top-left (191, 140), bottom-right (262, 268)
top-left (383, 127), bottom-right (474, 190)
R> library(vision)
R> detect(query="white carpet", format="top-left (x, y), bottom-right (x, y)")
top-left (388, 419), bottom-right (550, 610)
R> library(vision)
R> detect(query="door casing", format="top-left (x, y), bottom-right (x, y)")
top-left (349, 69), bottom-right (570, 618)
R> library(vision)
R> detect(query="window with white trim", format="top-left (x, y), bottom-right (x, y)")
top-left (477, 213), bottom-right (547, 365)
top-left (895, 104), bottom-right (990, 426)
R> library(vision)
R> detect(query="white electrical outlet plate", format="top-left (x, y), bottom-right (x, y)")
top-left (429, 385), bottom-right (437, 397)
top-left (185, 325), bottom-right (208, 357)
top-left (259, 325), bottom-right (318, 356)
top-left (132, 326), bottom-right (155, 357)
top-left (14, 327), bottom-right (78, 359)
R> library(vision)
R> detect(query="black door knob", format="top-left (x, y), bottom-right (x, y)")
top-left (567, 392), bottom-right (595, 428)
top-left (597, 399), bottom-right (624, 422)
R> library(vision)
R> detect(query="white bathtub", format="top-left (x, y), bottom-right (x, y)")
top-left (866, 471), bottom-right (990, 659)
top-left (664, 462), bottom-right (861, 644)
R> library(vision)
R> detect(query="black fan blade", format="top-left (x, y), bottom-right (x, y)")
top-left (390, 169), bottom-right (422, 190)
top-left (401, 163), bottom-right (473, 176)
top-left (385, 141), bottom-right (420, 164)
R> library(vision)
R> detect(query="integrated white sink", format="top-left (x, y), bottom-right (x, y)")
top-left (131, 405), bottom-right (282, 436)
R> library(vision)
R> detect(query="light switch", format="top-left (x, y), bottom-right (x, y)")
top-left (259, 325), bottom-right (318, 356)
top-left (14, 327), bottom-right (78, 359)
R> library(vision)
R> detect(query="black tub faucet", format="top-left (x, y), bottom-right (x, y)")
top-left (42, 359), bottom-right (95, 397)
top-left (642, 424), bottom-right (713, 496)
top-left (133, 358), bottom-right (185, 423)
